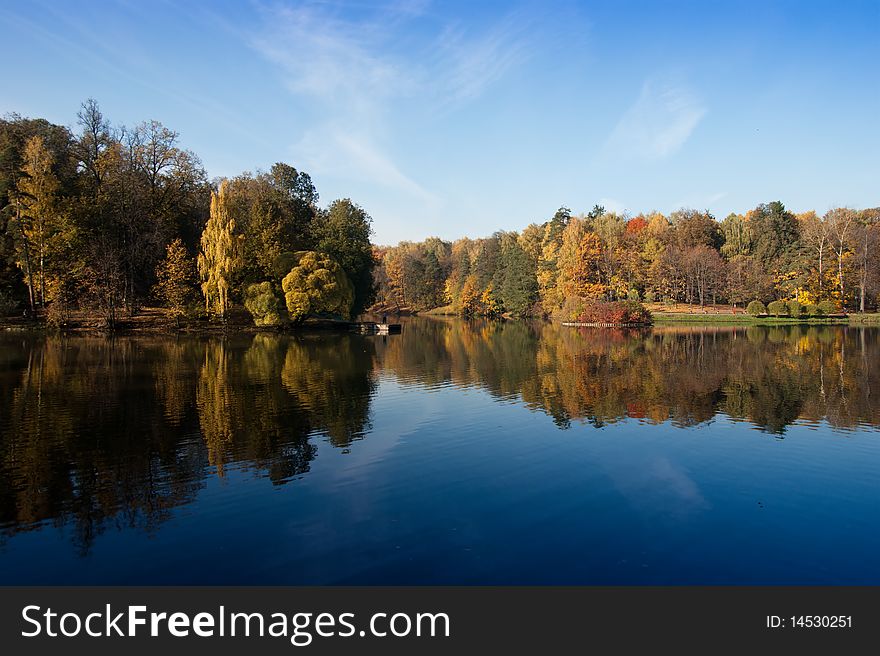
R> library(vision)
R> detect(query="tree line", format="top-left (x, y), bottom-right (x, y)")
top-left (4, 102), bottom-right (876, 327)
top-left (375, 203), bottom-right (880, 318)
top-left (0, 101), bottom-right (374, 327)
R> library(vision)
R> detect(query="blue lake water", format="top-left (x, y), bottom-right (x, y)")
top-left (1, 319), bottom-right (878, 584)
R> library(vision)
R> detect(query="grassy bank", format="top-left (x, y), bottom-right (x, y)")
top-left (848, 313), bottom-right (880, 324)
top-left (651, 312), bottom-right (849, 325)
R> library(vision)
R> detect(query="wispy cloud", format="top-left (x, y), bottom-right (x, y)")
top-left (605, 79), bottom-right (706, 161)
top-left (246, 1), bottom-right (532, 200)
top-left (431, 15), bottom-right (530, 107)
top-left (297, 126), bottom-right (438, 204)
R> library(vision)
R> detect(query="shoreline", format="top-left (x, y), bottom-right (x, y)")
top-left (2, 309), bottom-right (879, 335)
top-left (0, 310), bottom-right (368, 337)
top-left (651, 313), bottom-right (856, 325)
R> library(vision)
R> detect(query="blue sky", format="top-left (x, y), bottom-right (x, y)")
top-left (1, 0), bottom-right (877, 244)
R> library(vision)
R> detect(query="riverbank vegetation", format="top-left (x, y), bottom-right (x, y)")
top-left (0, 102), bottom-right (374, 330)
top-left (374, 204), bottom-right (880, 321)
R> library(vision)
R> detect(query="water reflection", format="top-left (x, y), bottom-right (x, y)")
top-left (377, 320), bottom-right (878, 433)
top-left (0, 321), bottom-right (878, 556)
top-left (0, 333), bottom-right (376, 552)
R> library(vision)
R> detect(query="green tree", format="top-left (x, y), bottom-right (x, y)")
top-left (767, 300), bottom-right (789, 317)
top-left (312, 199), bottom-right (374, 315)
top-left (720, 213), bottom-right (751, 260)
top-left (281, 251), bottom-right (354, 322)
top-left (243, 281), bottom-right (288, 327)
top-left (746, 300), bottom-right (766, 316)
top-left (230, 163), bottom-right (318, 282)
top-left (749, 202), bottom-right (801, 272)
top-left (498, 239), bottom-right (538, 316)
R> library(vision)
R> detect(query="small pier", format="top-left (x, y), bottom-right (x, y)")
top-left (352, 322), bottom-right (402, 335)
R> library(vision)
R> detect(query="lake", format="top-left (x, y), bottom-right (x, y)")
top-left (1, 319), bottom-right (878, 584)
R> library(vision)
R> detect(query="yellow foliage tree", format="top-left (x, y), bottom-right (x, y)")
top-left (197, 180), bottom-right (242, 321)
top-left (13, 136), bottom-right (65, 308)
top-left (557, 219), bottom-right (608, 301)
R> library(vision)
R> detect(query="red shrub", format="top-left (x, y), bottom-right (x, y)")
top-left (576, 300), bottom-right (652, 325)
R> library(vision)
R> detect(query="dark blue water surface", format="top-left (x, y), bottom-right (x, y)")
top-left (1, 320), bottom-right (878, 584)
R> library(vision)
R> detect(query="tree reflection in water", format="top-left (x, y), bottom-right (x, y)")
top-left (0, 321), bottom-right (877, 552)
top-left (0, 333), bottom-right (377, 552)
top-left (376, 320), bottom-right (878, 434)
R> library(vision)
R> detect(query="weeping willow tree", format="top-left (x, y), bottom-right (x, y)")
top-left (281, 251), bottom-right (353, 322)
top-left (197, 180), bottom-right (242, 321)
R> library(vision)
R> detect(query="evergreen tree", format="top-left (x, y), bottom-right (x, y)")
top-left (499, 240), bottom-right (537, 316)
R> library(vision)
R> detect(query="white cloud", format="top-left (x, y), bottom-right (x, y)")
top-left (246, 1), bottom-right (532, 201)
top-left (431, 16), bottom-right (530, 107)
top-left (605, 79), bottom-right (706, 161)
top-left (296, 126), bottom-right (437, 204)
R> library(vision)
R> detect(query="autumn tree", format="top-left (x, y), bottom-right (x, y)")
top-left (825, 207), bottom-right (857, 308)
top-left (557, 218), bottom-right (607, 301)
top-left (197, 180), bottom-right (242, 321)
top-left (592, 211), bottom-right (626, 297)
top-left (155, 238), bottom-right (196, 326)
top-left (13, 135), bottom-right (66, 307)
top-left (797, 211), bottom-right (830, 302)
top-left (853, 208), bottom-right (879, 312)
top-left (682, 245), bottom-right (726, 306)
top-left (536, 207), bottom-right (570, 312)
top-left (726, 255), bottom-right (772, 306)
top-left (670, 209), bottom-right (723, 251)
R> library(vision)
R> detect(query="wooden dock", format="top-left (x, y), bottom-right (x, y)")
top-left (352, 322), bottom-right (402, 335)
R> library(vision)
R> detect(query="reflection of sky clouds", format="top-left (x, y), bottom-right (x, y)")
top-left (607, 454), bottom-right (710, 520)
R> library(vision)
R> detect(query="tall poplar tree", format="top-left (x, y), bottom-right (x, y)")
top-left (198, 180), bottom-right (241, 321)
